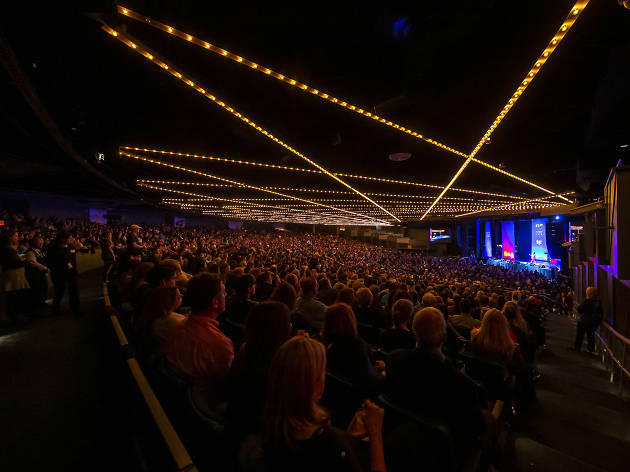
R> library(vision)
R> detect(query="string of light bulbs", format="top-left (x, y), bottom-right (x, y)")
top-left (454, 192), bottom-right (575, 218)
top-left (114, 6), bottom-right (568, 201)
top-left (123, 151), bottom-right (391, 224)
top-left (421, 0), bottom-right (586, 219)
top-left (125, 146), bottom-right (525, 200)
top-left (141, 183), bottom-right (385, 225)
top-left (101, 25), bottom-right (399, 222)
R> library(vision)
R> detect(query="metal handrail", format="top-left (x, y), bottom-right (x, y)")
top-left (103, 272), bottom-right (198, 472)
top-left (596, 320), bottom-right (629, 397)
top-left (601, 321), bottom-right (630, 346)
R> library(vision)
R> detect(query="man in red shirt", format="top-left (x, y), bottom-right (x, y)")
top-left (166, 273), bottom-right (234, 407)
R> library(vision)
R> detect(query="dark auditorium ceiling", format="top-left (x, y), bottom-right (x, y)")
top-left (1, 1), bottom-right (629, 223)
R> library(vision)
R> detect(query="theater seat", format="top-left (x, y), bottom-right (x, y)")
top-left (376, 394), bottom-right (456, 472)
top-left (320, 371), bottom-right (364, 428)
top-left (458, 351), bottom-right (512, 404)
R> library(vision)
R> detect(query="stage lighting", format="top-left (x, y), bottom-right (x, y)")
top-left (555, 215), bottom-right (561, 220)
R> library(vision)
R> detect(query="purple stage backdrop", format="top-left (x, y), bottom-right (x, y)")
top-left (502, 220), bottom-right (515, 260)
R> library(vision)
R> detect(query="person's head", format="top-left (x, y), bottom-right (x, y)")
top-left (263, 335), bottom-right (328, 445)
top-left (422, 292), bottom-right (436, 307)
top-left (321, 303), bottom-right (357, 343)
top-left (270, 282), bottom-right (297, 311)
top-left (318, 277), bottom-right (331, 292)
top-left (300, 277), bottom-right (318, 297)
top-left (130, 262), bottom-right (155, 289)
top-left (147, 263), bottom-right (179, 288)
top-left (478, 293), bottom-right (490, 308)
top-left (29, 236), bottom-right (44, 249)
top-left (586, 286), bottom-right (599, 300)
top-left (474, 308), bottom-right (514, 359)
top-left (392, 299), bottom-right (414, 329)
top-left (234, 273), bottom-right (256, 298)
top-left (502, 301), bottom-right (529, 333)
top-left (355, 287), bottom-right (373, 308)
top-left (187, 273), bottom-right (225, 316)
top-left (0, 230), bottom-right (18, 248)
top-left (244, 302), bottom-right (292, 361)
top-left (285, 273), bottom-right (299, 291)
top-left (137, 287), bottom-right (182, 333)
top-left (335, 287), bottom-right (355, 305)
top-left (412, 307), bottom-right (447, 351)
top-left (130, 224), bottom-right (141, 235)
top-left (458, 298), bottom-right (472, 315)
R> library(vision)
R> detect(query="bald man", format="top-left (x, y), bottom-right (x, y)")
top-left (387, 308), bottom-right (488, 450)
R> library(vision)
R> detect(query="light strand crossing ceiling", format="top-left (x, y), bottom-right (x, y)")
top-left (97, 3), bottom-right (585, 223)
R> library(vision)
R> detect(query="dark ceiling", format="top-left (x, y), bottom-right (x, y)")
top-left (1, 1), bottom-right (629, 223)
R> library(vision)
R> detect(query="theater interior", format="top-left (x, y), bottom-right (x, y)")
top-left (1, 1), bottom-right (630, 471)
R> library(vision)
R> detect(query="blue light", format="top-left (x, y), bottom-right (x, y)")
top-left (555, 215), bottom-right (561, 220)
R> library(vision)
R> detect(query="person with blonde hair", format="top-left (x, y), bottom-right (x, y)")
top-left (471, 309), bottom-right (519, 363)
top-left (260, 335), bottom-right (386, 472)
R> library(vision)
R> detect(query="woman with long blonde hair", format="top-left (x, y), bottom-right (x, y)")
top-left (471, 308), bottom-right (516, 362)
top-left (259, 335), bottom-right (386, 472)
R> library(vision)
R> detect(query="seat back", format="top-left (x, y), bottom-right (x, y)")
top-left (458, 350), bottom-right (510, 402)
top-left (357, 322), bottom-right (381, 345)
top-left (377, 394), bottom-right (456, 472)
top-left (320, 371), bottom-right (363, 427)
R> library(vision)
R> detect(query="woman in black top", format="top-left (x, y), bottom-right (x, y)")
top-left (228, 302), bottom-right (292, 439)
top-left (322, 303), bottom-right (385, 395)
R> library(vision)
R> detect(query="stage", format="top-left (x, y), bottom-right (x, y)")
top-left (486, 257), bottom-right (560, 279)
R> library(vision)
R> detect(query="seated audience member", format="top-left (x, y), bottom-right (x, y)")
top-left (321, 303), bottom-right (384, 393)
top-left (335, 286), bottom-right (355, 305)
top-left (128, 262), bottom-right (155, 318)
top-left (387, 308), bottom-right (489, 450)
top-left (421, 292), bottom-right (436, 308)
top-left (222, 274), bottom-right (257, 325)
top-left (473, 293), bottom-right (490, 320)
top-left (503, 301), bottom-right (534, 365)
top-left (135, 287), bottom-right (185, 359)
top-left (254, 271), bottom-right (274, 302)
top-left (381, 299), bottom-right (416, 352)
top-left (285, 273), bottom-right (300, 296)
top-left (450, 298), bottom-right (480, 338)
top-left (250, 335), bottom-right (386, 472)
top-left (471, 309), bottom-right (522, 363)
top-left (316, 277), bottom-right (337, 306)
top-left (296, 277), bottom-right (327, 333)
top-left (228, 302), bottom-right (292, 438)
top-left (166, 273), bottom-right (234, 408)
top-left (353, 287), bottom-right (389, 329)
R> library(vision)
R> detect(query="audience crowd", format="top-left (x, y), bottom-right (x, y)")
top-left (1, 213), bottom-right (579, 471)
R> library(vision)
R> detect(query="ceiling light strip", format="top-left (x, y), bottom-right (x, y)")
top-left (420, 158), bottom-right (473, 220)
top-left (468, 0), bottom-right (588, 198)
top-left (454, 192), bottom-right (575, 217)
top-left (124, 152), bottom-right (389, 224)
top-left (102, 25), bottom-right (399, 221)
top-left (141, 183), bottom-right (381, 225)
top-left (116, 5), bottom-right (468, 158)
top-left (126, 146), bottom-right (524, 200)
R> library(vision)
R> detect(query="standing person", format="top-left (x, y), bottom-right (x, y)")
top-left (127, 224), bottom-right (144, 260)
top-left (24, 236), bottom-right (50, 310)
top-left (100, 230), bottom-right (116, 280)
top-left (47, 231), bottom-right (80, 316)
top-left (573, 287), bottom-right (603, 354)
top-left (0, 230), bottom-right (31, 324)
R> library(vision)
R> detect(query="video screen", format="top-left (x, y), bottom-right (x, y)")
top-left (430, 228), bottom-right (451, 242)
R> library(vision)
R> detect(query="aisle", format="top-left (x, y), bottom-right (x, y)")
top-left (509, 313), bottom-right (630, 472)
top-left (0, 270), bottom-right (137, 471)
